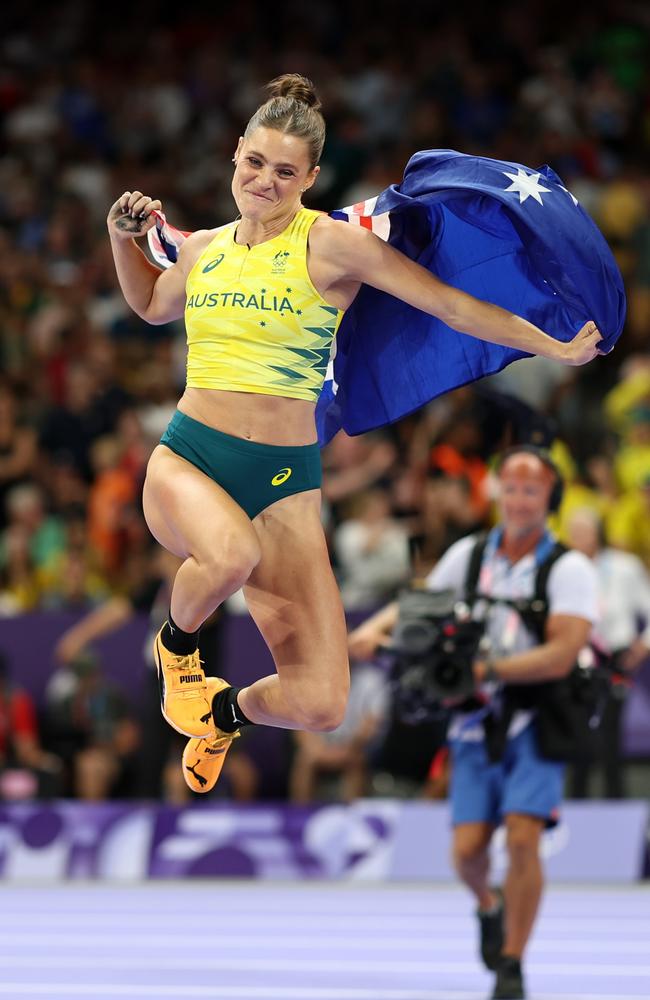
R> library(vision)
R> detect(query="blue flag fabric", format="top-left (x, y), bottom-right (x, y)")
top-left (148, 149), bottom-right (625, 446)
top-left (321, 149), bottom-right (625, 444)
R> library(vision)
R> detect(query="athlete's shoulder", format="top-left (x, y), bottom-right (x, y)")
top-left (309, 213), bottom-right (369, 243)
top-left (308, 213), bottom-right (378, 264)
top-left (177, 224), bottom-right (233, 270)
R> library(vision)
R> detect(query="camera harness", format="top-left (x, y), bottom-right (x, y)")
top-left (464, 530), bottom-right (568, 646)
top-left (462, 529), bottom-right (573, 761)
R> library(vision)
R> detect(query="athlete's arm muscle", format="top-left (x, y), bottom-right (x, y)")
top-left (315, 220), bottom-right (602, 367)
top-left (107, 191), bottom-right (214, 326)
top-left (109, 233), bottom-right (211, 326)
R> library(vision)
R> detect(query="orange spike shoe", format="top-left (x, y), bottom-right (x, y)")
top-left (153, 626), bottom-right (214, 738)
top-left (182, 677), bottom-right (241, 793)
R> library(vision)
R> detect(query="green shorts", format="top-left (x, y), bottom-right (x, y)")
top-left (159, 410), bottom-right (322, 520)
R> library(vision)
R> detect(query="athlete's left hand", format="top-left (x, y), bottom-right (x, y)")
top-left (562, 321), bottom-right (605, 366)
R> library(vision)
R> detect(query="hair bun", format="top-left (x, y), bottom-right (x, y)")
top-left (266, 74), bottom-right (322, 112)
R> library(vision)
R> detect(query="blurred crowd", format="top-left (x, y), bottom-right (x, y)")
top-left (0, 1), bottom-right (649, 803)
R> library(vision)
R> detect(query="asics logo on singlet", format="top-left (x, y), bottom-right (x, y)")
top-left (180, 674), bottom-right (204, 684)
top-left (202, 254), bottom-right (225, 272)
top-left (271, 468), bottom-right (292, 486)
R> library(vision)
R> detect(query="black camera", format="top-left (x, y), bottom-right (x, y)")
top-left (384, 588), bottom-right (486, 724)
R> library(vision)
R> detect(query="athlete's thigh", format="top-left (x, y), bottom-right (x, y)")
top-left (142, 444), bottom-right (259, 561)
top-left (244, 490), bottom-right (349, 685)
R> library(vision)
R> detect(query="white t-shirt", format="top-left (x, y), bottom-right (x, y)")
top-left (425, 531), bottom-right (599, 741)
top-left (592, 548), bottom-right (650, 653)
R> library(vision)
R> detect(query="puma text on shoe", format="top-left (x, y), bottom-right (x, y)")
top-left (153, 627), bottom-right (215, 738)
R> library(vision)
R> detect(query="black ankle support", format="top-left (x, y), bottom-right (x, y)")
top-left (212, 686), bottom-right (253, 733)
top-left (160, 614), bottom-right (200, 656)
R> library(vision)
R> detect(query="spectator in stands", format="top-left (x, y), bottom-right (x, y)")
top-left (0, 380), bottom-right (37, 531)
top-left (415, 471), bottom-right (483, 570)
top-left (43, 649), bottom-right (139, 800)
top-left (87, 435), bottom-right (138, 576)
top-left (607, 473), bottom-right (650, 568)
top-left (40, 505), bottom-right (111, 611)
top-left (38, 362), bottom-right (113, 482)
top-left (566, 507), bottom-right (650, 797)
top-left (0, 483), bottom-right (67, 610)
top-left (334, 487), bottom-right (411, 610)
top-left (321, 431), bottom-right (398, 521)
top-left (0, 650), bottom-right (62, 799)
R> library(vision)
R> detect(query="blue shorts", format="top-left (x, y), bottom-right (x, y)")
top-left (449, 722), bottom-right (564, 828)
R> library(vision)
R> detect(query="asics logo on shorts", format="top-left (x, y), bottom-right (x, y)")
top-left (180, 674), bottom-right (204, 684)
top-left (271, 467), bottom-right (292, 486)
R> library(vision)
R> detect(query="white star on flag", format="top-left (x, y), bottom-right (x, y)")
top-left (502, 169), bottom-right (552, 205)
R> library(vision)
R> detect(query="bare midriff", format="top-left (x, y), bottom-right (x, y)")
top-left (177, 386), bottom-right (319, 446)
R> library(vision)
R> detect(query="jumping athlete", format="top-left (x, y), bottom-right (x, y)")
top-left (106, 74), bottom-right (603, 794)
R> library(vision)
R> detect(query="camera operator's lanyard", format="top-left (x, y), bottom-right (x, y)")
top-left (460, 528), bottom-right (556, 734)
top-left (480, 526), bottom-right (557, 654)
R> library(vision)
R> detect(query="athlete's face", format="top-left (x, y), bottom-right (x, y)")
top-left (497, 454), bottom-right (555, 539)
top-left (232, 127), bottom-right (319, 221)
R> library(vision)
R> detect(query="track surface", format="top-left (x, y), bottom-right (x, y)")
top-left (0, 883), bottom-right (648, 999)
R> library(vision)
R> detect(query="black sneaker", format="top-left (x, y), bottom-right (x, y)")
top-left (491, 955), bottom-right (525, 1000)
top-left (477, 887), bottom-right (505, 971)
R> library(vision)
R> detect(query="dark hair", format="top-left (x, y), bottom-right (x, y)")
top-left (496, 445), bottom-right (564, 513)
top-left (244, 74), bottom-right (325, 170)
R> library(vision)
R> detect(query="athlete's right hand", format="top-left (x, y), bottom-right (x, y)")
top-left (107, 191), bottom-right (162, 240)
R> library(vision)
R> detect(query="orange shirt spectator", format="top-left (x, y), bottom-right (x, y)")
top-left (429, 443), bottom-right (489, 518)
top-left (87, 436), bottom-right (136, 574)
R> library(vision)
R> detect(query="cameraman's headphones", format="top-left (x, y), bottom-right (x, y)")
top-left (495, 445), bottom-right (564, 513)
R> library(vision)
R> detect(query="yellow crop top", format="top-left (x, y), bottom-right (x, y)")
top-left (184, 207), bottom-right (344, 401)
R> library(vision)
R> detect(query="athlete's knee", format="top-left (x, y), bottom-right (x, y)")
top-left (200, 533), bottom-right (261, 592)
top-left (294, 689), bottom-right (348, 733)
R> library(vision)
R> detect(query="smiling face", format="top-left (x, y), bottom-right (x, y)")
top-left (231, 127), bottom-right (319, 223)
top-left (497, 453), bottom-right (556, 539)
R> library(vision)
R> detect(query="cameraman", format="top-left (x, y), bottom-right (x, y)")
top-left (348, 447), bottom-right (598, 1000)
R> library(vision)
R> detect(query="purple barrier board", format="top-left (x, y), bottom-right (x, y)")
top-left (2, 610), bottom-right (650, 755)
top-left (0, 800), bottom-right (647, 882)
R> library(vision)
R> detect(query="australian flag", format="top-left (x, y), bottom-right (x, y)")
top-left (148, 149), bottom-right (626, 446)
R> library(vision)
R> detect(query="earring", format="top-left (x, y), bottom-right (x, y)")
top-left (232, 157), bottom-right (237, 164)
